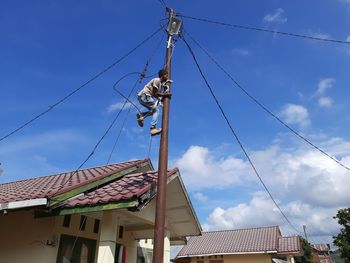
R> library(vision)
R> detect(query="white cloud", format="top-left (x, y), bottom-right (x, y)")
top-left (232, 48), bottom-right (251, 56)
top-left (203, 192), bottom-right (340, 240)
top-left (175, 146), bottom-right (253, 190)
top-left (346, 36), bottom-right (350, 42)
top-left (263, 8), bottom-right (287, 23)
top-left (107, 101), bottom-right (133, 113)
top-left (194, 192), bottom-right (208, 202)
top-left (313, 78), bottom-right (335, 108)
top-left (176, 137), bottom-right (350, 207)
top-left (279, 104), bottom-right (310, 128)
top-left (202, 192), bottom-right (281, 231)
top-left (176, 134), bottom-right (350, 243)
top-left (316, 78), bottom-right (335, 95)
top-left (318, 97), bottom-right (333, 108)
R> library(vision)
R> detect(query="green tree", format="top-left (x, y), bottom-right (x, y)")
top-left (295, 237), bottom-right (314, 263)
top-left (333, 208), bottom-right (350, 263)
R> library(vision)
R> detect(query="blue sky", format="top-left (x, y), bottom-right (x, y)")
top-left (1, 0), bottom-right (350, 249)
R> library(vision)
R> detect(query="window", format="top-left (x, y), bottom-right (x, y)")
top-left (63, 215), bottom-right (71, 228)
top-left (93, 219), bottom-right (100, 234)
top-left (79, 216), bottom-right (87, 231)
top-left (56, 234), bottom-right (96, 263)
top-left (118, 225), bottom-right (124, 239)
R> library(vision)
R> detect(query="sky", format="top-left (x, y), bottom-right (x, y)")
top-left (1, 0), bottom-right (350, 253)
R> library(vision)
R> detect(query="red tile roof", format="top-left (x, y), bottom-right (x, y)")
top-left (177, 226), bottom-right (280, 257)
top-left (63, 168), bottom-right (178, 207)
top-left (0, 159), bottom-right (148, 204)
top-left (312, 243), bottom-right (330, 252)
top-left (278, 236), bottom-right (301, 254)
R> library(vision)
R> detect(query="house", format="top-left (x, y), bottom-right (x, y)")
top-left (0, 159), bottom-right (201, 263)
top-left (175, 226), bottom-right (302, 263)
top-left (312, 244), bottom-right (334, 263)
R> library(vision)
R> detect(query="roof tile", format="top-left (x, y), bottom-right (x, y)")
top-left (0, 159), bottom-right (147, 203)
top-left (177, 226), bottom-right (280, 257)
top-left (63, 169), bottom-right (178, 208)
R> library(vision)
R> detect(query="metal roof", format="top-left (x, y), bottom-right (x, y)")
top-left (177, 226), bottom-right (301, 258)
top-left (177, 226), bottom-right (280, 257)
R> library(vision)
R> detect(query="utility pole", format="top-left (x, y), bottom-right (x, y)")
top-left (303, 225), bottom-right (308, 241)
top-left (152, 8), bottom-right (181, 263)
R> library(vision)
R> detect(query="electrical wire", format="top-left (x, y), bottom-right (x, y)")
top-left (106, 70), bottom-right (148, 165)
top-left (158, 0), bottom-right (168, 9)
top-left (0, 26), bottom-right (164, 144)
top-left (181, 34), bottom-right (302, 235)
top-left (106, 106), bottom-right (131, 165)
top-left (61, 74), bottom-right (144, 261)
top-left (183, 29), bottom-right (350, 173)
top-left (180, 15), bottom-right (350, 45)
top-left (48, 74), bottom-right (143, 198)
top-left (108, 28), bottom-right (166, 165)
top-left (112, 72), bottom-right (143, 112)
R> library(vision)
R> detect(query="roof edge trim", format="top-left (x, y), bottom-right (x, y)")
top-left (0, 198), bottom-right (47, 211)
top-left (49, 161), bottom-right (149, 207)
top-left (176, 251), bottom-right (278, 258)
top-left (56, 199), bottom-right (139, 216)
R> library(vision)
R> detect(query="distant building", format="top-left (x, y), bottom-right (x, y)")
top-left (312, 244), bottom-right (334, 263)
top-left (175, 226), bottom-right (302, 263)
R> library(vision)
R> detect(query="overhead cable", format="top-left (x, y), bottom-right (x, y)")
top-left (158, 0), bottom-right (168, 9)
top-left (184, 29), bottom-right (350, 173)
top-left (0, 26), bottom-right (164, 143)
top-left (49, 73), bottom-right (144, 198)
top-left (181, 15), bottom-right (350, 45)
top-left (181, 34), bottom-right (301, 235)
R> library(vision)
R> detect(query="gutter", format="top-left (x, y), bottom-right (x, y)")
top-left (0, 198), bottom-right (47, 211)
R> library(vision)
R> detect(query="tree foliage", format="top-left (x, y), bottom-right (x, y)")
top-left (333, 208), bottom-right (350, 263)
top-left (295, 237), bottom-right (314, 263)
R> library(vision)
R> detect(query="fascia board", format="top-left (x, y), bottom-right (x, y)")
top-left (0, 198), bottom-right (47, 211)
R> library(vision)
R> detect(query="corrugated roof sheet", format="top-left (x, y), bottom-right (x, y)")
top-left (0, 159), bottom-right (147, 203)
top-left (177, 226), bottom-right (280, 257)
top-left (63, 168), bottom-right (178, 207)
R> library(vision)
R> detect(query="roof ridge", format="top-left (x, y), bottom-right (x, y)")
top-left (201, 225), bottom-right (279, 234)
top-left (0, 159), bottom-right (147, 186)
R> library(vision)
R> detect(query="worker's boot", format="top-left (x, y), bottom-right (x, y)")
top-left (136, 113), bottom-right (144, 127)
top-left (150, 126), bottom-right (162, 136)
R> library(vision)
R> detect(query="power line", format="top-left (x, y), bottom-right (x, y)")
top-left (181, 34), bottom-right (301, 235)
top-left (49, 74), bottom-right (144, 198)
top-left (106, 71), bottom-right (145, 164)
top-left (0, 26), bottom-right (164, 143)
top-left (180, 15), bottom-right (350, 45)
top-left (106, 107), bottom-right (131, 165)
top-left (158, 0), bottom-right (168, 8)
top-left (183, 29), bottom-right (350, 173)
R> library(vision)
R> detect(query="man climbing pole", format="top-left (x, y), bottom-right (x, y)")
top-left (136, 69), bottom-right (172, 136)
